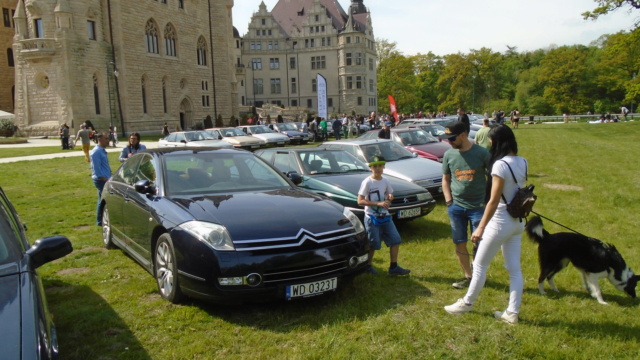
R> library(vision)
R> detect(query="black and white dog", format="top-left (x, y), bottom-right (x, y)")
top-left (525, 216), bottom-right (639, 304)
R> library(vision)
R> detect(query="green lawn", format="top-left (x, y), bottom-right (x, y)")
top-left (1, 122), bottom-right (639, 359)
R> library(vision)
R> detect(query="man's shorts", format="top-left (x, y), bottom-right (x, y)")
top-left (447, 203), bottom-right (484, 244)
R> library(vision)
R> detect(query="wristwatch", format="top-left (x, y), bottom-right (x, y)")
top-left (446, 200), bottom-right (453, 206)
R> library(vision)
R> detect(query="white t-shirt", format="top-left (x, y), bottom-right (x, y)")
top-left (358, 176), bottom-right (393, 217)
top-left (492, 155), bottom-right (527, 211)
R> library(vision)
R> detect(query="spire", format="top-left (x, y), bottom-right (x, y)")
top-left (350, 0), bottom-right (366, 14)
top-left (13, 0), bottom-right (27, 39)
top-left (54, 0), bottom-right (73, 30)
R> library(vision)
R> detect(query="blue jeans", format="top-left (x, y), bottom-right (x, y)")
top-left (447, 203), bottom-right (484, 244)
top-left (93, 178), bottom-right (106, 226)
top-left (364, 216), bottom-right (402, 250)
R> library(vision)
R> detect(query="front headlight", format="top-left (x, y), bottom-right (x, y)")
top-left (179, 221), bottom-right (235, 251)
top-left (343, 208), bottom-right (365, 234)
top-left (416, 193), bottom-right (431, 201)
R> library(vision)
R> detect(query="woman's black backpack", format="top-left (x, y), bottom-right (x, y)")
top-left (500, 160), bottom-right (537, 220)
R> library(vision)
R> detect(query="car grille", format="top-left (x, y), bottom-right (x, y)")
top-left (391, 195), bottom-right (420, 205)
top-left (233, 227), bottom-right (357, 251)
top-left (262, 259), bottom-right (347, 284)
top-left (415, 178), bottom-right (442, 188)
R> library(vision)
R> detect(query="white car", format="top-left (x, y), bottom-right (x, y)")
top-left (158, 131), bottom-right (233, 148)
top-left (237, 125), bottom-right (291, 147)
top-left (206, 127), bottom-right (265, 150)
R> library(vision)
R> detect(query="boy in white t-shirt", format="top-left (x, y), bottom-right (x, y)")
top-left (357, 155), bottom-right (411, 276)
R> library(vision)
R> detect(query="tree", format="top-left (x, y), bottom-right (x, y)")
top-left (376, 53), bottom-right (418, 114)
top-left (582, 0), bottom-right (640, 28)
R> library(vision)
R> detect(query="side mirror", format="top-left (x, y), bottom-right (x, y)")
top-left (26, 235), bottom-right (73, 269)
top-left (412, 152), bottom-right (418, 158)
top-left (287, 171), bottom-right (303, 185)
top-left (135, 180), bottom-right (156, 195)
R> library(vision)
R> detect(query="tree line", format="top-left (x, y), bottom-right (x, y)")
top-left (376, 28), bottom-right (640, 116)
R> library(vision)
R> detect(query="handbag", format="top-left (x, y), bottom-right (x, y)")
top-left (499, 159), bottom-right (537, 220)
top-left (369, 214), bottom-right (391, 226)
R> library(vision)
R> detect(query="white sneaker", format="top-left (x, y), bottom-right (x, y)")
top-left (444, 298), bottom-right (473, 314)
top-left (494, 310), bottom-right (518, 324)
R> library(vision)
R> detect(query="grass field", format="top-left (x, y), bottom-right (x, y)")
top-left (1, 122), bottom-right (639, 359)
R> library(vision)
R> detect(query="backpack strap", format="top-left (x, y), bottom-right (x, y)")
top-left (498, 158), bottom-right (526, 204)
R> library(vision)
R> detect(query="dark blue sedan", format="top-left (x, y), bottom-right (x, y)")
top-left (0, 187), bottom-right (72, 360)
top-left (100, 148), bottom-right (369, 303)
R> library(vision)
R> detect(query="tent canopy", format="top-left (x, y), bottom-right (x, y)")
top-left (0, 110), bottom-right (15, 120)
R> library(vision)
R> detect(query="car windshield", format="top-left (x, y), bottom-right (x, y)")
top-left (280, 123), bottom-right (297, 131)
top-left (299, 150), bottom-right (370, 174)
top-left (396, 130), bottom-right (439, 145)
top-left (0, 196), bottom-right (24, 265)
top-left (162, 152), bottom-right (291, 195)
top-left (361, 141), bottom-right (414, 163)
top-left (252, 126), bottom-right (273, 134)
top-left (185, 131), bottom-right (209, 142)
top-left (220, 128), bottom-right (245, 137)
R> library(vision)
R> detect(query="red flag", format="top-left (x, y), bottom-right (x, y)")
top-left (388, 95), bottom-right (399, 124)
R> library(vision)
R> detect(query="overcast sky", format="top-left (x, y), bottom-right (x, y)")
top-left (232, 0), bottom-right (638, 56)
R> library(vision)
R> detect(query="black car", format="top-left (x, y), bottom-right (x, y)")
top-left (0, 187), bottom-right (73, 360)
top-left (268, 123), bottom-right (310, 144)
top-left (100, 148), bottom-right (369, 303)
top-left (255, 148), bottom-right (436, 221)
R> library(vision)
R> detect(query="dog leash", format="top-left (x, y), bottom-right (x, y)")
top-left (530, 210), bottom-right (587, 237)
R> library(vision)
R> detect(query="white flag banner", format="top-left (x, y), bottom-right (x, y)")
top-left (317, 73), bottom-right (327, 120)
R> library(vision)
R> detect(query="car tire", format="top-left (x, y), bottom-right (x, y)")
top-left (102, 205), bottom-right (116, 249)
top-left (154, 234), bottom-right (184, 303)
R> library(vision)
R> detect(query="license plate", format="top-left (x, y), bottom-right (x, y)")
top-left (286, 277), bottom-right (337, 299)
top-left (398, 207), bottom-right (421, 219)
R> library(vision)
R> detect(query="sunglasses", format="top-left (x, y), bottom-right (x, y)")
top-left (447, 134), bottom-right (459, 142)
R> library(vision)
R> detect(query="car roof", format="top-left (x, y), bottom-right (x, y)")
top-left (258, 148), bottom-right (344, 153)
top-left (325, 138), bottom-right (393, 145)
top-left (138, 147), bottom-right (248, 156)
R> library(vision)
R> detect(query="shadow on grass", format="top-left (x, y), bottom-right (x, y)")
top-left (44, 280), bottom-right (152, 360)
top-left (522, 286), bottom-right (639, 307)
top-left (193, 273), bottom-right (430, 332)
top-left (534, 319), bottom-right (640, 342)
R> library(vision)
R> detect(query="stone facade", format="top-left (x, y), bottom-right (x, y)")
top-left (237, 0), bottom-right (377, 118)
top-left (11, 0), bottom-right (238, 136)
top-left (0, 0), bottom-right (15, 113)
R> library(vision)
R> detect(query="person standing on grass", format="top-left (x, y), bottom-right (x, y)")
top-left (119, 132), bottom-right (147, 162)
top-left (74, 124), bottom-right (92, 162)
top-left (440, 121), bottom-right (491, 289)
top-left (474, 118), bottom-right (492, 150)
top-left (357, 155), bottom-right (411, 276)
top-left (90, 133), bottom-right (112, 226)
top-left (444, 124), bottom-right (527, 324)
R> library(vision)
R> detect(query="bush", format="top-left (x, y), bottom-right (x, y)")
top-left (0, 119), bottom-right (14, 131)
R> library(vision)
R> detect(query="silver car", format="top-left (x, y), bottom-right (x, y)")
top-left (237, 125), bottom-right (291, 147)
top-left (319, 139), bottom-right (443, 196)
top-left (158, 131), bottom-right (234, 148)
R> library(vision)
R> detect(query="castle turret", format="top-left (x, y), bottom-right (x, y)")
top-left (54, 0), bottom-right (73, 31)
top-left (13, 0), bottom-right (28, 40)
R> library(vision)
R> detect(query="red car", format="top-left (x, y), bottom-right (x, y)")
top-left (357, 128), bottom-right (450, 162)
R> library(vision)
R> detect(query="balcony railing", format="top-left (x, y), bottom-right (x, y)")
top-left (19, 38), bottom-right (57, 60)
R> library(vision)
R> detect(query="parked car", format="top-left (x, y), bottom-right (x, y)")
top-left (205, 127), bottom-right (264, 150)
top-left (0, 186), bottom-right (73, 360)
top-left (396, 123), bottom-right (446, 138)
top-left (237, 125), bottom-right (290, 147)
top-left (158, 131), bottom-right (233, 148)
top-left (268, 123), bottom-right (310, 144)
top-left (357, 128), bottom-right (450, 163)
top-left (319, 139), bottom-right (444, 196)
top-left (255, 148), bottom-right (436, 221)
top-left (100, 148), bottom-right (369, 303)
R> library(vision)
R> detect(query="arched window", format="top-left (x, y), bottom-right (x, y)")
top-left (7, 48), bottom-right (13, 67)
top-left (164, 23), bottom-right (177, 57)
top-left (93, 74), bottom-right (101, 114)
top-left (197, 36), bottom-right (207, 66)
top-left (145, 20), bottom-right (159, 54)
top-left (141, 77), bottom-right (148, 114)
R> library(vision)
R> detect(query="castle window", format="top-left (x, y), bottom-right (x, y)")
top-left (369, 58), bottom-right (374, 71)
top-left (252, 58), bottom-right (262, 70)
top-left (6, 48), bottom-right (13, 67)
top-left (307, 99), bottom-right (312, 108)
top-left (311, 79), bottom-right (317, 93)
top-left (356, 76), bottom-right (362, 89)
top-left (291, 78), bottom-right (297, 94)
top-left (197, 36), bottom-right (207, 66)
top-left (269, 58), bottom-right (279, 70)
top-left (355, 53), bottom-right (362, 66)
top-left (289, 57), bottom-right (296, 69)
top-left (145, 20), bottom-right (159, 54)
top-left (270, 78), bottom-right (281, 94)
top-left (254, 79), bottom-right (263, 95)
top-left (346, 53), bottom-right (352, 66)
top-left (178, 0), bottom-right (184, 9)
top-left (141, 77), bottom-right (148, 114)
top-left (3, 8), bottom-right (11, 27)
top-left (87, 21), bottom-right (96, 40)
top-left (34, 18), bottom-right (43, 38)
top-left (328, 98), bottom-right (333, 107)
top-left (311, 56), bottom-right (326, 70)
top-left (346, 76), bottom-right (353, 89)
top-left (93, 75), bottom-right (100, 115)
top-left (164, 23), bottom-right (177, 57)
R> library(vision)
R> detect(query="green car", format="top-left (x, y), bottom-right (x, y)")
top-left (255, 148), bottom-right (436, 221)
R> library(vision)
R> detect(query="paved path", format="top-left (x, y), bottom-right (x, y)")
top-left (0, 138), bottom-right (159, 164)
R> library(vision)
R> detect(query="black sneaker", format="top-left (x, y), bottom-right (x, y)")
top-left (388, 265), bottom-right (410, 276)
top-left (452, 277), bottom-right (471, 289)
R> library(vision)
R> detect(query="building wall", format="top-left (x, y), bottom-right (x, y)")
top-left (12, 0), bottom-right (238, 136)
top-left (238, 0), bottom-right (377, 118)
top-left (0, 0), bottom-right (16, 113)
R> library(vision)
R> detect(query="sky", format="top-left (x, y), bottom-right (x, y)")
top-left (232, 0), bottom-right (638, 56)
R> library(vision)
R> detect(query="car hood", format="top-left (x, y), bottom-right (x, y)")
top-left (280, 130), bottom-right (307, 136)
top-left (405, 141), bottom-right (450, 158)
top-left (383, 157), bottom-right (442, 182)
top-left (223, 136), bottom-right (263, 145)
top-left (169, 189), bottom-right (351, 240)
top-left (306, 172), bottom-right (428, 197)
top-left (252, 133), bottom-right (289, 141)
top-left (0, 272), bottom-right (21, 359)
